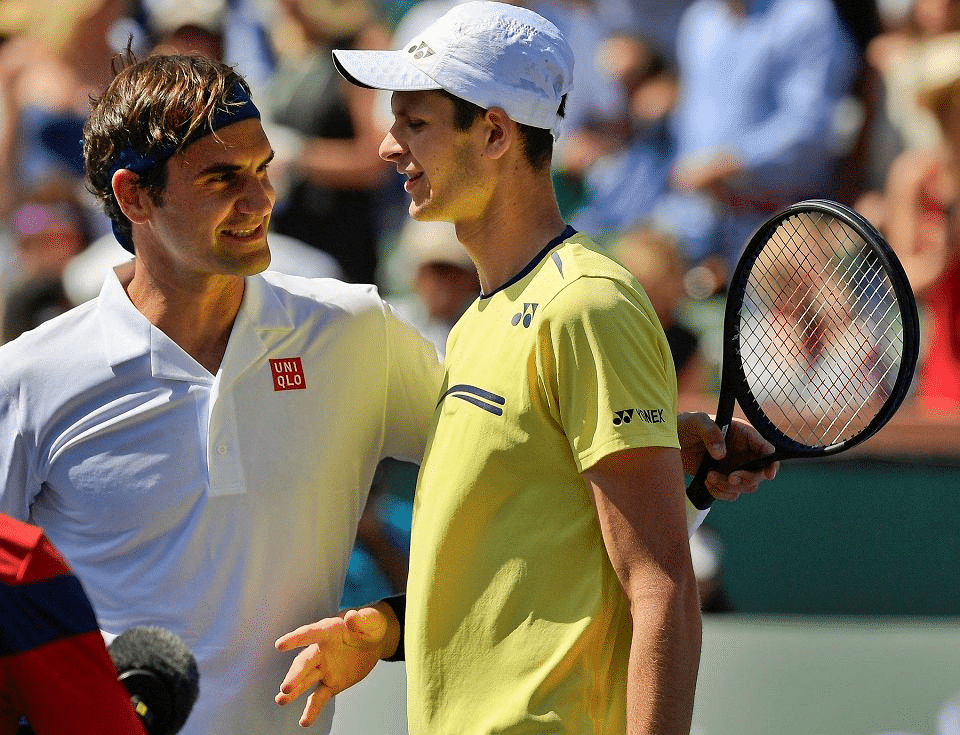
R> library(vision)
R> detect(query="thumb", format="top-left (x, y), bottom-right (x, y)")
top-left (342, 606), bottom-right (388, 644)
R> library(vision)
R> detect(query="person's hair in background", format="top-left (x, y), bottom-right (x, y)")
top-left (140, 0), bottom-right (226, 59)
top-left (1, 186), bottom-right (92, 343)
top-left (608, 223), bottom-right (708, 394)
top-left (387, 218), bottom-right (477, 357)
top-left (82, 50), bottom-right (255, 252)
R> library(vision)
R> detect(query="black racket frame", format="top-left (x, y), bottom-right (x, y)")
top-left (686, 199), bottom-right (920, 509)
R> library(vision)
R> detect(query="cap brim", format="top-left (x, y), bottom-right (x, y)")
top-left (332, 49), bottom-right (442, 92)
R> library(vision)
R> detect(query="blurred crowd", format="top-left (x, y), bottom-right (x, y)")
top-left (1, 0), bottom-right (959, 606)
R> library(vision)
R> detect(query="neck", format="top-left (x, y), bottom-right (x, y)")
top-left (123, 264), bottom-right (246, 375)
top-left (456, 171), bottom-right (568, 294)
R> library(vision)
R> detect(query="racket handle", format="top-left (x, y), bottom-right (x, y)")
top-left (685, 460), bottom-right (716, 510)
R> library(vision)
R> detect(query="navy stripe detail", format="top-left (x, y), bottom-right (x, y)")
top-left (480, 225), bottom-right (577, 298)
top-left (439, 384), bottom-right (505, 415)
top-left (0, 575), bottom-right (99, 657)
top-left (440, 384), bottom-right (505, 405)
top-left (452, 394), bottom-right (504, 415)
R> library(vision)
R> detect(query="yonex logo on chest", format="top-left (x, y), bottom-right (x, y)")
top-left (511, 303), bottom-right (538, 328)
top-left (270, 357), bottom-right (307, 391)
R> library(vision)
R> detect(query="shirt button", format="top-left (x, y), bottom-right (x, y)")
top-left (217, 444), bottom-right (228, 455)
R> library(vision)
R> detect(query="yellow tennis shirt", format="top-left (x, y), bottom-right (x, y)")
top-left (405, 231), bottom-right (681, 734)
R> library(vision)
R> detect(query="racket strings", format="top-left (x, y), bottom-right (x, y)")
top-left (738, 212), bottom-right (905, 448)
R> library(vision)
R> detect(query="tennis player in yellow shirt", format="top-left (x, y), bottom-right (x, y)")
top-left (275, 3), bottom-right (777, 733)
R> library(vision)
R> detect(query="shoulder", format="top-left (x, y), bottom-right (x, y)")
top-left (0, 300), bottom-right (100, 385)
top-left (257, 272), bottom-right (388, 323)
top-left (255, 273), bottom-right (435, 355)
top-left (260, 271), bottom-right (382, 306)
top-left (540, 237), bottom-right (654, 323)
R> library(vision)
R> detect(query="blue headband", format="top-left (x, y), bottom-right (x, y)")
top-left (109, 83), bottom-right (261, 253)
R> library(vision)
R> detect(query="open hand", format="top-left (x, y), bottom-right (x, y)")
top-left (275, 605), bottom-right (394, 727)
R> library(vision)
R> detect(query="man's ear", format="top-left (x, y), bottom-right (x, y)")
top-left (111, 169), bottom-right (151, 225)
top-left (482, 107), bottom-right (516, 160)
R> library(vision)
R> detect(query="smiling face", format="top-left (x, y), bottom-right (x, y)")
top-left (379, 90), bottom-right (492, 225)
top-left (135, 118), bottom-right (276, 282)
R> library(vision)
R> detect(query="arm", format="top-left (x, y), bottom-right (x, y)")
top-left (290, 25), bottom-right (393, 190)
top-left (583, 446), bottom-right (701, 735)
top-left (274, 600), bottom-right (401, 728)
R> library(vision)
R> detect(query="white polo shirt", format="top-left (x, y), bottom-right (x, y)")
top-left (0, 269), bottom-right (442, 734)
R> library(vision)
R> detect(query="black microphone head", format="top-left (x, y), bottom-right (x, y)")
top-left (108, 626), bottom-right (200, 735)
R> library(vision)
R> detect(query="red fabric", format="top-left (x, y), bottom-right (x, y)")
top-left (0, 518), bottom-right (66, 586)
top-left (0, 515), bottom-right (146, 735)
top-left (918, 259), bottom-right (960, 411)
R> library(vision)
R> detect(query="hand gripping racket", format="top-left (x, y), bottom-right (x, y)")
top-left (686, 199), bottom-right (920, 510)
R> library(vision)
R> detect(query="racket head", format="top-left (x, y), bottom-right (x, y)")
top-left (724, 198), bottom-right (920, 460)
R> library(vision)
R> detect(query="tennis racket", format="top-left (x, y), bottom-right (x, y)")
top-left (686, 199), bottom-right (920, 510)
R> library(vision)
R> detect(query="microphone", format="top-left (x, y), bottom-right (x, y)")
top-left (108, 626), bottom-right (200, 735)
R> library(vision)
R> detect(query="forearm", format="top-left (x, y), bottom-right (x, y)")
top-left (626, 578), bottom-right (702, 735)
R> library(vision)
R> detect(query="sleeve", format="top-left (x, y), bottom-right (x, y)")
top-left (537, 276), bottom-right (679, 474)
top-left (379, 301), bottom-right (445, 464)
top-left (379, 593), bottom-right (406, 662)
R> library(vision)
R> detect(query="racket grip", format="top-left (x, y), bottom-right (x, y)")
top-left (686, 460), bottom-right (717, 510)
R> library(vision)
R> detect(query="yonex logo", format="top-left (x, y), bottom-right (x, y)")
top-left (407, 41), bottom-right (435, 59)
top-left (511, 303), bottom-right (538, 328)
top-left (439, 384), bottom-right (505, 416)
top-left (613, 408), bottom-right (665, 426)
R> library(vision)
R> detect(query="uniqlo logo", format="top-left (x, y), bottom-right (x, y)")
top-left (270, 357), bottom-right (306, 391)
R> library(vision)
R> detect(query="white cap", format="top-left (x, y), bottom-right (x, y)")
top-left (332, 1), bottom-right (573, 137)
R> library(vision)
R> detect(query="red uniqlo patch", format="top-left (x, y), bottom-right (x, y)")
top-left (270, 357), bottom-right (307, 391)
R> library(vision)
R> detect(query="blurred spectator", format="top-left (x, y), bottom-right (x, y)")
top-left (265, 0), bottom-right (392, 285)
top-left (139, 0), bottom-right (277, 101)
top-left (864, 0), bottom-right (960, 180)
top-left (340, 461), bottom-right (415, 608)
top-left (607, 223), bottom-right (709, 394)
top-left (140, 0), bottom-right (227, 59)
top-left (1, 187), bottom-right (92, 342)
top-left (877, 32), bottom-right (960, 411)
top-left (651, 0), bottom-right (861, 293)
top-left (1, 276), bottom-right (72, 344)
top-left (589, 0), bottom-right (695, 58)
top-left (0, 0), bottom-right (131, 215)
top-left (388, 219), bottom-right (477, 358)
top-left (569, 32), bottom-right (678, 240)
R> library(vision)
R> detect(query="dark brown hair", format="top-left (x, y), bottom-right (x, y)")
top-left (436, 89), bottom-right (564, 171)
top-left (83, 51), bottom-right (252, 245)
